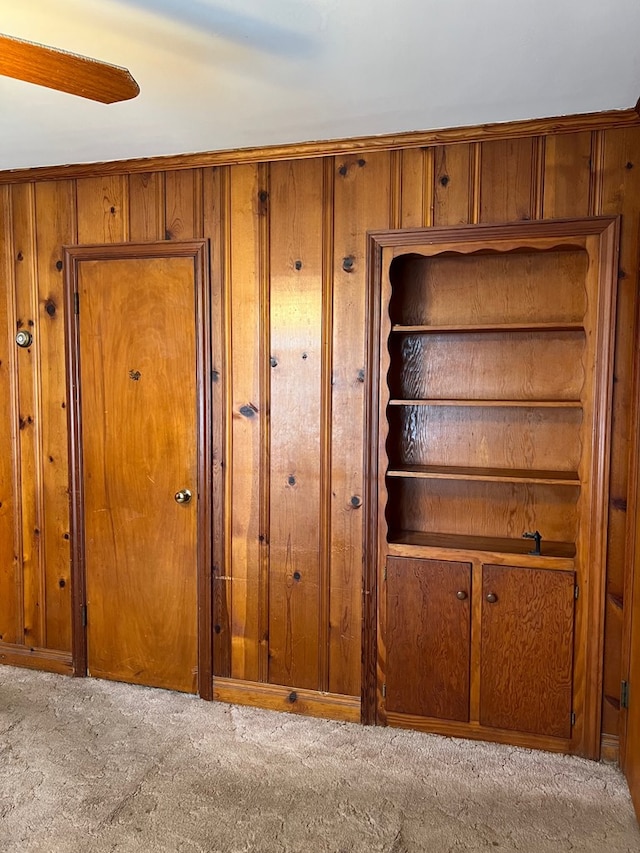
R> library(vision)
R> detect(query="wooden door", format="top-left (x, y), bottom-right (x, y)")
top-left (480, 564), bottom-right (575, 737)
top-left (66, 242), bottom-right (210, 695)
top-left (385, 557), bottom-right (471, 721)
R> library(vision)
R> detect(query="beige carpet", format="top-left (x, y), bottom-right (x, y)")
top-left (0, 667), bottom-right (637, 853)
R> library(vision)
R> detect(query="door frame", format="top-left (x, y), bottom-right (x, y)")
top-left (63, 240), bottom-right (213, 699)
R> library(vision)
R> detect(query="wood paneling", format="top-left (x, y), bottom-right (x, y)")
top-left (0, 119), bottom-right (638, 745)
top-left (228, 164), bottom-right (264, 682)
top-left (480, 138), bottom-right (538, 222)
top-left (34, 181), bottom-right (76, 652)
top-left (268, 158), bottom-right (324, 689)
top-left (599, 128), bottom-right (640, 736)
top-left (12, 184), bottom-right (42, 648)
top-left (0, 186), bottom-right (19, 645)
top-left (543, 132), bottom-right (593, 219)
top-left (330, 152), bottom-right (391, 698)
top-left (76, 176), bottom-right (127, 243)
top-left (128, 172), bottom-right (164, 242)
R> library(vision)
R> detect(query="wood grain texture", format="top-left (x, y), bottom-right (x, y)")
top-left (479, 138), bottom-right (538, 222)
top-left (331, 153), bottom-right (391, 699)
top-left (203, 166), bottom-right (231, 679)
top-left (76, 176), bottom-right (127, 243)
top-left (386, 557), bottom-right (471, 721)
top-left (543, 132), bottom-right (593, 219)
top-left (386, 405), bottom-right (582, 473)
top-left (0, 34), bottom-right (139, 104)
top-left (268, 159), bottom-right (323, 689)
top-left (388, 250), bottom-right (588, 327)
top-left (76, 255), bottom-right (198, 692)
top-left (388, 330), bottom-right (586, 402)
top-left (165, 170), bottom-right (203, 240)
top-left (34, 181), bottom-right (76, 652)
top-left (128, 172), bottom-right (165, 242)
top-left (11, 183), bottom-right (43, 648)
top-left (480, 565), bottom-right (575, 738)
top-left (0, 186), bottom-right (20, 645)
top-left (228, 164), bottom-right (263, 682)
top-left (433, 144), bottom-right (475, 226)
top-left (599, 128), bottom-right (640, 737)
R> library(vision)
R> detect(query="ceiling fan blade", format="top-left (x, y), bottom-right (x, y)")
top-left (0, 33), bottom-right (139, 103)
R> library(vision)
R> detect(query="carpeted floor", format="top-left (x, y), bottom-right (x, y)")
top-left (0, 667), bottom-right (637, 852)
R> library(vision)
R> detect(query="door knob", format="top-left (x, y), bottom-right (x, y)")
top-left (174, 489), bottom-right (192, 504)
top-left (456, 590), bottom-right (468, 600)
top-left (486, 592), bottom-right (498, 604)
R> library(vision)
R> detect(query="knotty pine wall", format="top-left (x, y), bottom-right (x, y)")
top-left (1, 123), bottom-right (639, 743)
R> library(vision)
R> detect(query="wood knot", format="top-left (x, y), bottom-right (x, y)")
top-left (288, 691), bottom-right (298, 703)
top-left (439, 175), bottom-right (450, 187)
top-left (342, 256), bottom-right (355, 272)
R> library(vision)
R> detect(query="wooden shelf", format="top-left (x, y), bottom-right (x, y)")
top-left (388, 399), bottom-right (583, 408)
top-left (389, 531), bottom-right (576, 559)
top-left (391, 322), bottom-right (585, 334)
top-left (386, 464), bottom-right (580, 486)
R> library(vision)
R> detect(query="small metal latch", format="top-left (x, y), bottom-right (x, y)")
top-left (621, 680), bottom-right (630, 710)
top-left (523, 530), bottom-right (542, 555)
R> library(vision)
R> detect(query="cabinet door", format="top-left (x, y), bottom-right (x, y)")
top-left (386, 557), bottom-right (471, 721)
top-left (480, 564), bottom-right (575, 737)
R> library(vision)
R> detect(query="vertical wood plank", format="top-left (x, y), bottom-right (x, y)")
top-left (11, 184), bottom-right (43, 647)
top-left (268, 159), bottom-right (324, 689)
top-left (203, 165), bottom-right (231, 678)
top-left (128, 172), bottom-right (165, 242)
top-left (34, 181), bottom-right (76, 652)
top-left (479, 138), bottom-right (537, 222)
top-left (331, 152), bottom-right (391, 698)
top-left (228, 163), bottom-right (263, 682)
top-left (76, 176), bottom-right (127, 243)
top-left (165, 169), bottom-right (203, 240)
top-left (433, 144), bottom-right (474, 226)
top-left (543, 132), bottom-right (592, 219)
top-left (599, 127), bottom-right (640, 737)
top-left (0, 186), bottom-right (20, 644)
top-left (399, 149), bottom-right (426, 228)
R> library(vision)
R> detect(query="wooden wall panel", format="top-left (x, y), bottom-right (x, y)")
top-left (0, 186), bottom-right (19, 644)
top-left (165, 170), bottom-right (203, 240)
top-left (599, 128), bottom-right (640, 735)
top-left (330, 152), bottom-right (391, 697)
top-left (543, 132), bottom-right (593, 219)
top-left (268, 159), bottom-right (324, 689)
top-left (433, 144), bottom-right (476, 226)
top-left (228, 163), bottom-right (265, 682)
top-left (34, 181), bottom-right (76, 652)
top-left (76, 176), bottom-right (127, 243)
top-left (480, 138), bottom-right (539, 222)
top-left (0, 121), bottom-right (638, 740)
top-left (203, 166), bottom-right (231, 678)
top-left (399, 149), bottom-right (431, 228)
top-left (128, 172), bottom-right (165, 242)
top-left (11, 184), bottom-right (43, 647)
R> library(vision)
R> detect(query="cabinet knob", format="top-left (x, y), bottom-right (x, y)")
top-left (486, 592), bottom-right (498, 604)
top-left (456, 590), bottom-right (468, 600)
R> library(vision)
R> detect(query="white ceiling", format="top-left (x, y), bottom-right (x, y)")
top-left (2, 0), bottom-right (640, 172)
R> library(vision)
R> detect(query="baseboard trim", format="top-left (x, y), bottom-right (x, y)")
top-left (213, 677), bottom-right (361, 723)
top-left (600, 733), bottom-right (619, 764)
top-left (0, 643), bottom-right (73, 675)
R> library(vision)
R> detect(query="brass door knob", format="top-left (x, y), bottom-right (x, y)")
top-left (486, 592), bottom-right (498, 604)
top-left (174, 489), bottom-right (192, 504)
top-left (456, 590), bottom-right (468, 600)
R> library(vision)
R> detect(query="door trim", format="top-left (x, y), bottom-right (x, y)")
top-left (64, 240), bottom-right (213, 699)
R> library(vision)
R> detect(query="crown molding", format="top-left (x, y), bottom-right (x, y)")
top-left (1, 107), bottom-right (639, 185)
